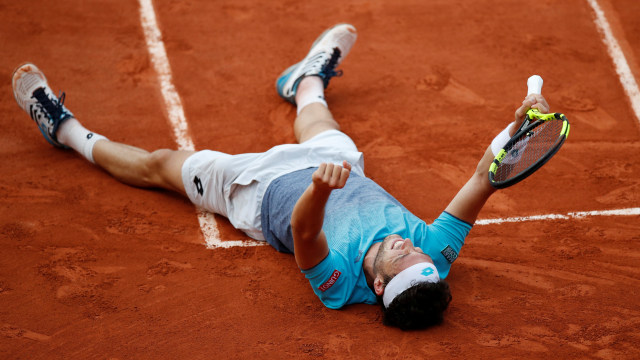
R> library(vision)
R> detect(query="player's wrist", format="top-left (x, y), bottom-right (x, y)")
top-left (309, 181), bottom-right (334, 198)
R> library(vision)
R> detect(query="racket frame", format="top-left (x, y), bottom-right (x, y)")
top-left (488, 109), bottom-right (570, 189)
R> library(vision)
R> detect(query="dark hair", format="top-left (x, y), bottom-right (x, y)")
top-left (377, 280), bottom-right (452, 330)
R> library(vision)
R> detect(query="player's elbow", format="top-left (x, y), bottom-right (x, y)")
top-left (291, 222), bottom-right (319, 244)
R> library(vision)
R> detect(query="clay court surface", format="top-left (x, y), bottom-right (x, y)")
top-left (2, 0), bottom-right (640, 358)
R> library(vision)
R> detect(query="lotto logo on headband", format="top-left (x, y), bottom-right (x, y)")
top-left (318, 270), bottom-right (341, 292)
top-left (421, 267), bottom-right (434, 276)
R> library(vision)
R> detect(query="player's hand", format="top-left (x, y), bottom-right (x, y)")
top-left (511, 94), bottom-right (550, 136)
top-left (515, 94), bottom-right (550, 121)
top-left (312, 161), bottom-right (351, 192)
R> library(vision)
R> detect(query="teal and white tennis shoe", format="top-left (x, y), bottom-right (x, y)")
top-left (276, 23), bottom-right (357, 104)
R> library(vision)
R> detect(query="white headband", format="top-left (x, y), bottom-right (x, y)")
top-left (382, 262), bottom-right (440, 308)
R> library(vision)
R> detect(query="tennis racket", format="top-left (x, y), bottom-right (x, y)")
top-left (488, 75), bottom-right (570, 189)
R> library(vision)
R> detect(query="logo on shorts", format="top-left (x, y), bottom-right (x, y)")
top-left (193, 176), bottom-right (204, 196)
top-left (441, 245), bottom-right (458, 264)
top-left (86, 133), bottom-right (93, 139)
top-left (318, 270), bottom-right (341, 292)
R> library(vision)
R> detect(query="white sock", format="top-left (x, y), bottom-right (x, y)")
top-left (57, 118), bottom-right (108, 164)
top-left (295, 76), bottom-right (328, 115)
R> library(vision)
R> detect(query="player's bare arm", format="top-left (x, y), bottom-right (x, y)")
top-left (443, 146), bottom-right (496, 224)
top-left (291, 161), bottom-right (351, 269)
top-left (444, 94), bottom-right (551, 225)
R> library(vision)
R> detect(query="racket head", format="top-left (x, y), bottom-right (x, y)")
top-left (489, 111), bottom-right (570, 189)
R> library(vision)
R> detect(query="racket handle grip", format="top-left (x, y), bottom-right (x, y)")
top-left (527, 75), bottom-right (543, 95)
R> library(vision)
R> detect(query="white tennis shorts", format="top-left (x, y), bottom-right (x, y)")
top-left (181, 130), bottom-right (365, 240)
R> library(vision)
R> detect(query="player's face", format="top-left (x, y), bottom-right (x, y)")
top-left (373, 234), bottom-right (433, 281)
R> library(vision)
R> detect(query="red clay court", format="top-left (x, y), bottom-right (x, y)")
top-left (1, 0), bottom-right (640, 358)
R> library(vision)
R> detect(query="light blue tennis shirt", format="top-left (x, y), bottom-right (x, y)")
top-left (261, 168), bottom-right (472, 309)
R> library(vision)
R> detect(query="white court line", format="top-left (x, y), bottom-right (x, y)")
top-left (586, 0), bottom-right (640, 124)
top-left (197, 211), bottom-right (265, 248)
top-left (476, 207), bottom-right (640, 226)
top-left (138, 0), bottom-right (193, 151)
top-left (203, 207), bottom-right (640, 247)
top-left (207, 206), bottom-right (639, 247)
top-left (138, 0), bottom-right (223, 248)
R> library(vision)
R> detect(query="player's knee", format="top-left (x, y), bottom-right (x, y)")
top-left (298, 119), bottom-right (340, 142)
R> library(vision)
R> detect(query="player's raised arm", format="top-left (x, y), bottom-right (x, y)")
top-left (444, 92), bottom-right (550, 224)
top-left (443, 146), bottom-right (497, 225)
top-left (291, 161), bottom-right (351, 269)
top-left (445, 76), bottom-right (565, 224)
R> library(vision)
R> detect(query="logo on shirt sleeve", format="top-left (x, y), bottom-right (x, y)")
top-left (318, 270), bottom-right (342, 292)
top-left (441, 245), bottom-right (458, 264)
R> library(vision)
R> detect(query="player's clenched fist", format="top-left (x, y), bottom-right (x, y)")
top-left (312, 161), bottom-right (352, 191)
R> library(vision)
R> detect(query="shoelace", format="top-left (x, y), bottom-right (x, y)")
top-left (318, 47), bottom-right (343, 87)
top-left (300, 47), bottom-right (343, 88)
top-left (31, 87), bottom-right (72, 125)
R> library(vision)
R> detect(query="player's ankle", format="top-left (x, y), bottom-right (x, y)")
top-left (295, 76), bottom-right (327, 115)
top-left (57, 117), bottom-right (109, 164)
top-left (296, 76), bottom-right (324, 98)
top-left (56, 117), bottom-right (81, 146)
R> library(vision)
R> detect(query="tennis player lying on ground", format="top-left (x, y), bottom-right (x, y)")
top-left (13, 24), bottom-right (549, 330)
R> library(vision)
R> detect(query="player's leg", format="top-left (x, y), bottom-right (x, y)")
top-left (275, 24), bottom-right (357, 143)
top-left (92, 142), bottom-right (194, 194)
top-left (293, 77), bottom-right (340, 143)
top-left (12, 63), bottom-right (193, 194)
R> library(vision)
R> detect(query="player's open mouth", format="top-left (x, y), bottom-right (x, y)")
top-left (391, 239), bottom-right (404, 250)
